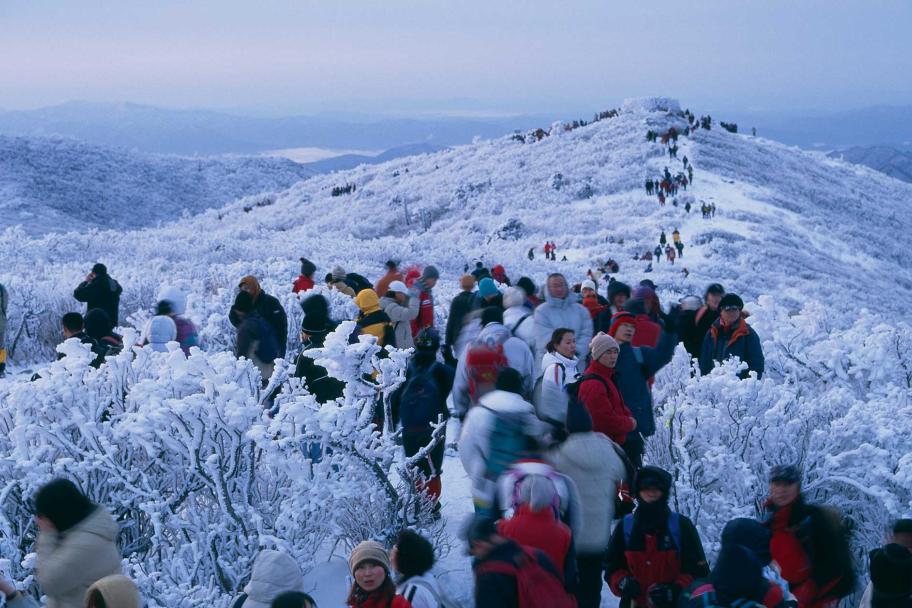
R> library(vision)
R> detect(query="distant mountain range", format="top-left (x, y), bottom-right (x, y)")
top-left (0, 101), bottom-right (550, 155)
top-left (827, 145), bottom-right (912, 183)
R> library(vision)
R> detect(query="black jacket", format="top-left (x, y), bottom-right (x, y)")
top-left (229, 292), bottom-right (288, 357)
top-left (444, 291), bottom-right (477, 347)
top-left (74, 275), bottom-right (123, 326)
top-left (682, 306), bottom-right (718, 359)
top-left (293, 327), bottom-right (345, 404)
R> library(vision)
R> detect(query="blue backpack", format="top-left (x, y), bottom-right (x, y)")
top-left (481, 408), bottom-right (528, 481)
top-left (623, 511), bottom-right (682, 551)
top-left (398, 364), bottom-right (445, 431)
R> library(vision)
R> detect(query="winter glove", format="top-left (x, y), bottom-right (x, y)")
top-left (618, 576), bottom-right (642, 599)
top-left (647, 583), bottom-right (679, 608)
top-left (442, 345), bottom-right (458, 367)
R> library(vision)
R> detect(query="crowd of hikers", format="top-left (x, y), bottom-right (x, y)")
top-left (9, 249), bottom-right (906, 608)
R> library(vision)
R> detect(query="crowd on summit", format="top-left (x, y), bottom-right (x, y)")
top-left (0, 114), bottom-right (904, 608)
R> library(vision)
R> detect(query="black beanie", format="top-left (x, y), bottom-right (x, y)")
top-left (33, 478), bottom-right (96, 533)
top-left (634, 466), bottom-right (672, 496)
top-left (495, 368), bottom-right (524, 395)
top-left (300, 258), bottom-right (316, 277)
top-left (719, 293), bottom-right (744, 310)
top-left (870, 544), bottom-right (912, 599)
top-left (300, 295), bottom-right (330, 334)
top-left (92, 263), bottom-right (107, 276)
top-left (516, 277), bottom-right (536, 298)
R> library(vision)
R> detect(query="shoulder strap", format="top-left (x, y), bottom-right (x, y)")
top-left (669, 511), bottom-right (682, 551)
top-left (632, 346), bottom-right (644, 365)
top-left (578, 373), bottom-right (611, 394)
top-left (231, 594), bottom-right (248, 608)
top-left (623, 513), bottom-right (635, 545)
top-left (511, 313), bottom-right (531, 335)
top-left (407, 578), bottom-right (444, 605)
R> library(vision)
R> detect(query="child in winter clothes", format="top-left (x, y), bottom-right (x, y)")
top-left (391, 529), bottom-right (448, 608)
top-left (347, 541), bottom-right (411, 608)
top-left (606, 466), bottom-right (708, 608)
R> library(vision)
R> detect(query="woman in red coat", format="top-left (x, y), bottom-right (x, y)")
top-left (578, 333), bottom-right (637, 445)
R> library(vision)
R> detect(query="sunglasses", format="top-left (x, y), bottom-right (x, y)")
top-left (721, 305), bottom-right (742, 312)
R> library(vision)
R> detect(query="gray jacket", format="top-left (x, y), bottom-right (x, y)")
top-left (380, 294), bottom-right (420, 349)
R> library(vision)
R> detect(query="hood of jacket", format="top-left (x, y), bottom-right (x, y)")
top-left (85, 575), bottom-right (140, 608)
top-left (477, 321), bottom-right (511, 344)
top-left (554, 432), bottom-right (620, 473)
top-left (149, 315), bottom-right (177, 344)
top-left (243, 550), bottom-right (304, 607)
top-left (355, 289), bottom-right (382, 314)
top-left (478, 389), bottom-right (535, 417)
top-left (543, 274), bottom-right (575, 308)
top-left (157, 285), bottom-right (187, 315)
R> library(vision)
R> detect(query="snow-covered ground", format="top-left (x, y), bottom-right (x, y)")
top-left (0, 98), bottom-right (910, 606)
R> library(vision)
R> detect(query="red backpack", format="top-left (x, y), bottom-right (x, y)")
top-left (465, 339), bottom-right (509, 402)
top-left (477, 547), bottom-right (577, 608)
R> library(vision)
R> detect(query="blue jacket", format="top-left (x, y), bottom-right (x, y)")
top-left (614, 331), bottom-right (676, 437)
top-left (699, 318), bottom-right (764, 379)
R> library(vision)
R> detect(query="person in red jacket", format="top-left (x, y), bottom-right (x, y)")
top-left (763, 465), bottom-right (855, 608)
top-left (606, 466), bottom-right (709, 608)
top-left (292, 258), bottom-right (317, 294)
top-left (409, 266), bottom-right (438, 338)
top-left (578, 333), bottom-right (637, 446)
top-left (347, 541), bottom-right (412, 608)
top-left (497, 474), bottom-right (578, 591)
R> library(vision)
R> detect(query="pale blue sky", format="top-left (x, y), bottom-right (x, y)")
top-left (1, 0), bottom-right (910, 114)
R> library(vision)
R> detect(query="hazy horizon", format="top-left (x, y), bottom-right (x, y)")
top-left (2, 1), bottom-right (910, 116)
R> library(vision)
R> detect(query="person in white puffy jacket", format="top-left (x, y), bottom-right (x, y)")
top-left (537, 327), bottom-right (580, 427)
top-left (533, 274), bottom-right (592, 376)
top-left (502, 287), bottom-right (536, 353)
top-left (230, 550), bottom-right (305, 608)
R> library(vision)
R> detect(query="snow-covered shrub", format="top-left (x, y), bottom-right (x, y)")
top-left (648, 299), bottom-right (912, 566)
top-left (0, 323), bottom-right (439, 607)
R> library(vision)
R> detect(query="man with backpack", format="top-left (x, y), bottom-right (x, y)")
top-left (466, 515), bottom-right (577, 608)
top-left (577, 332), bottom-right (638, 447)
top-left (533, 273), bottom-right (593, 376)
top-left (57, 312), bottom-right (102, 367)
top-left (233, 291), bottom-right (281, 382)
top-left (380, 281), bottom-right (421, 349)
top-left (762, 465), bottom-right (856, 608)
top-left (458, 369), bottom-right (545, 516)
top-left (229, 275), bottom-right (289, 358)
top-left (605, 310), bottom-right (679, 467)
top-left (606, 466), bottom-right (708, 608)
top-left (443, 274), bottom-right (477, 365)
top-left (390, 328), bottom-right (454, 513)
top-left (451, 307), bottom-right (534, 419)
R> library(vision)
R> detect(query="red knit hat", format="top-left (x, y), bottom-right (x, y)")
top-left (608, 311), bottom-right (636, 337)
